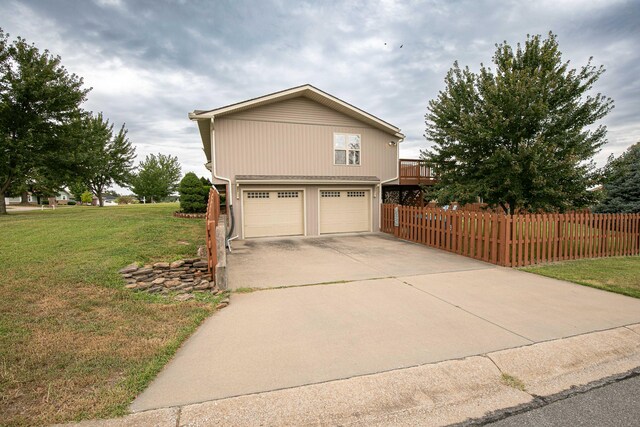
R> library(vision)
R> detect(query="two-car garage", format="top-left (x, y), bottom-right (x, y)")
top-left (241, 186), bottom-right (373, 238)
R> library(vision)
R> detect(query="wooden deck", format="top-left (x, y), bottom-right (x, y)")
top-left (399, 159), bottom-right (436, 185)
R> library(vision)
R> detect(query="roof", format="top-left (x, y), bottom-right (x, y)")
top-left (189, 84), bottom-right (404, 139)
top-left (235, 175), bottom-right (380, 184)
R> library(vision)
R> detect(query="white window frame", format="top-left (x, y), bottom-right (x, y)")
top-left (333, 133), bottom-right (361, 166)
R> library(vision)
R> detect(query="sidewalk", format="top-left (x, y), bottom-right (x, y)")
top-left (61, 323), bottom-right (640, 426)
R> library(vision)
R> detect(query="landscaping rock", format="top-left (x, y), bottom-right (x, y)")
top-left (119, 264), bottom-right (139, 274)
top-left (120, 256), bottom-right (215, 297)
top-left (132, 268), bottom-right (153, 276)
top-left (175, 294), bottom-right (194, 301)
top-left (153, 262), bottom-right (170, 269)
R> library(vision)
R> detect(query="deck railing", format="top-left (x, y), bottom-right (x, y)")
top-left (205, 188), bottom-right (221, 280)
top-left (399, 159), bottom-right (436, 185)
top-left (381, 204), bottom-right (640, 267)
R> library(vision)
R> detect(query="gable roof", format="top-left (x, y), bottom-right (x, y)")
top-left (189, 84), bottom-right (404, 139)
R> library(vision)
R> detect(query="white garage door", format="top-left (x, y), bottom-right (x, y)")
top-left (320, 189), bottom-right (371, 234)
top-left (243, 190), bottom-right (304, 238)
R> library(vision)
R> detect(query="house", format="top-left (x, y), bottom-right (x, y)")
top-left (189, 84), bottom-right (433, 239)
top-left (56, 190), bottom-right (72, 204)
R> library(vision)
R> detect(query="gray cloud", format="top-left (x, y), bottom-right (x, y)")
top-left (1, 0), bottom-right (638, 187)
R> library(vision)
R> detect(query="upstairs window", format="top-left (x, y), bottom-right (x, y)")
top-left (334, 133), bottom-right (361, 165)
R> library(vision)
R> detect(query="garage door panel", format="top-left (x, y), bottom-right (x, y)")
top-left (243, 191), bottom-right (304, 238)
top-left (320, 190), bottom-right (370, 234)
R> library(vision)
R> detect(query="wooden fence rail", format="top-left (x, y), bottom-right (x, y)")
top-left (381, 204), bottom-right (640, 267)
top-left (205, 188), bottom-right (221, 280)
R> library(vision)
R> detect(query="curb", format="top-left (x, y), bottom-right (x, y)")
top-left (58, 323), bottom-right (640, 426)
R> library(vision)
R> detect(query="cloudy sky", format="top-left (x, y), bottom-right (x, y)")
top-left (1, 0), bottom-right (639, 186)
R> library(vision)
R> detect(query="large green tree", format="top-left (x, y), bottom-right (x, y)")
top-left (0, 29), bottom-right (89, 214)
top-left (423, 33), bottom-right (613, 213)
top-left (74, 113), bottom-right (136, 207)
top-left (595, 142), bottom-right (640, 213)
top-left (130, 153), bottom-right (181, 202)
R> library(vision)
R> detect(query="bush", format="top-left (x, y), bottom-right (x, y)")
top-left (179, 173), bottom-right (208, 213)
top-left (67, 200), bottom-right (76, 205)
top-left (81, 191), bottom-right (93, 205)
top-left (42, 199), bottom-right (49, 205)
top-left (116, 195), bottom-right (138, 205)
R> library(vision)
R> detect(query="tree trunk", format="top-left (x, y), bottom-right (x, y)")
top-left (98, 193), bottom-right (104, 207)
top-left (21, 190), bottom-right (29, 204)
top-left (0, 191), bottom-right (7, 215)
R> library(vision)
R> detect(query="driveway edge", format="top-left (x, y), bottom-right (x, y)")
top-left (61, 323), bottom-right (640, 426)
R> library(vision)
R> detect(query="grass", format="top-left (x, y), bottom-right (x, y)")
top-left (501, 373), bottom-right (526, 392)
top-left (0, 203), bottom-right (223, 426)
top-left (522, 256), bottom-right (640, 299)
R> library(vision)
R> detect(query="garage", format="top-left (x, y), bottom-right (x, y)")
top-left (243, 190), bottom-right (305, 238)
top-left (319, 189), bottom-right (371, 234)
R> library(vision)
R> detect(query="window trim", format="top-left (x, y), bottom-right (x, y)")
top-left (333, 132), bottom-right (361, 166)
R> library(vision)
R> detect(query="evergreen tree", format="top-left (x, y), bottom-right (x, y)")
top-left (595, 142), bottom-right (640, 213)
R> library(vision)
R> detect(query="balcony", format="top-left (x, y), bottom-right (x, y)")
top-left (398, 159), bottom-right (436, 186)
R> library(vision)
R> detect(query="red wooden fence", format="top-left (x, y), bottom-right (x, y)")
top-left (381, 204), bottom-right (640, 267)
top-left (205, 188), bottom-right (221, 280)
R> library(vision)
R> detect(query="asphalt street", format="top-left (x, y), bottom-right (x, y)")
top-left (487, 374), bottom-right (640, 427)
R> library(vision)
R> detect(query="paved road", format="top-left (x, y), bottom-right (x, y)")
top-left (487, 375), bottom-right (640, 427)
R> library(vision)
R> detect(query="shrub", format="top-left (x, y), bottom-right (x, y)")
top-left (116, 195), bottom-right (137, 205)
top-left (67, 200), bottom-right (77, 205)
top-left (81, 191), bottom-right (93, 205)
top-left (42, 199), bottom-right (49, 205)
top-left (179, 173), bottom-right (208, 213)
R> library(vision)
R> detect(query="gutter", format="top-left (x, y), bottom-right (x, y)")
top-left (236, 179), bottom-right (381, 185)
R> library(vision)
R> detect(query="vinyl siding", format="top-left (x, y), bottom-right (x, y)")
top-left (224, 97), bottom-right (368, 128)
top-left (215, 120), bottom-right (397, 180)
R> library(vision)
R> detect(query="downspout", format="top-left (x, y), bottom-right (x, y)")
top-left (377, 137), bottom-right (403, 230)
top-left (209, 117), bottom-right (239, 249)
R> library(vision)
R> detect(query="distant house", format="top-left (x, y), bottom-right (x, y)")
top-left (4, 193), bottom-right (34, 205)
top-left (56, 190), bottom-right (72, 204)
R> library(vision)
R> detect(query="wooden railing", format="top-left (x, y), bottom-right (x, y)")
top-left (399, 159), bottom-right (436, 185)
top-left (381, 204), bottom-right (640, 267)
top-left (205, 188), bottom-right (221, 280)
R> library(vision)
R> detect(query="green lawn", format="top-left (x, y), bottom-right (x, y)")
top-left (0, 204), bottom-right (223, 426)
top-left (522, 256), bottom-right (640, 299)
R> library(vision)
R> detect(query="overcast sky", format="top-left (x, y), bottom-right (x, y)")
top-left (1, 0), bottom-right (639, 187)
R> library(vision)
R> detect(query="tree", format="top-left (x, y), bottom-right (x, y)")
top-left (595, 142), bottom-right (640, 213)
top-left (0, 28), bottom-right (89, 214)
top-left (130, 153), bottom-right (181, 202)
top-left (68, 180), bottom-right (88, 202)
top-left (179, 172), bottom-right (208, 213)
top-left (423, 33), bottom-right (613, 213)
top-left (74, 113), bottom-right (136, 207)
top-left (81, 191), bottom-right (93, 205)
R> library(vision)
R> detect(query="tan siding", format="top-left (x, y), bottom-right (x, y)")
top-left (215, 119), bottom-right (397, 181)
top-left (225, 97), bottom-right (368, 128)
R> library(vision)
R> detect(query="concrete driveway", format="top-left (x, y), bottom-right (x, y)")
top-left (131, 234), bottom-right (640, 412)
top-left (227, 233), bottom-right (494, 289)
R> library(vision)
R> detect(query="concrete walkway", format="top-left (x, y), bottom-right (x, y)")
top-left (65, 324), bottom-right (640, 426)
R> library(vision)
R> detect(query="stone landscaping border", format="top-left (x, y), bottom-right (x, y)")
top-left (173, 212), bottom-right (206, 219)
top-left (119, 258), bottom-right (227, 304)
